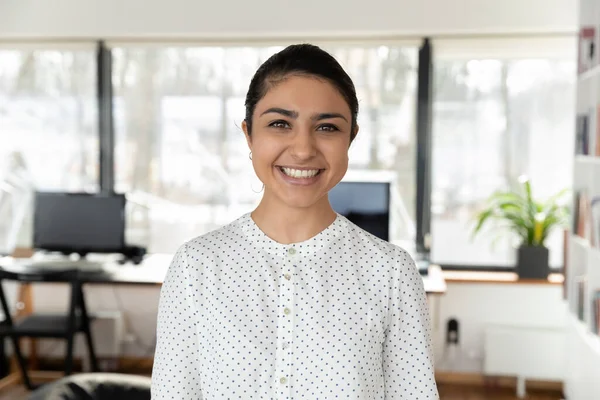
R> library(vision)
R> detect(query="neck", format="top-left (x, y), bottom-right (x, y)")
top-left (251, 194), bottom-right (337, 245)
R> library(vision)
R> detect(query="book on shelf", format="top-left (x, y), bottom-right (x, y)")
top-left (571, 189), bottom-right (600, 246)
top-left (576, 113), bottom-right (590, 155)
top-left (573, 190), bottom-right (583, 235)
top-left (574, 190), bottom-right (589, 238)
top-left (578, 26), bottom-right (598, 75)
top-left (563, 229), bottom-right (569, 299)
top-left (596, 105), bottom-right (600, 156)
top-left (576, 275), bottom-right (587, 321)
top-left (590, 197), bottom-right (600, 247)
top-left (593, 290), bottom-right (600, 335)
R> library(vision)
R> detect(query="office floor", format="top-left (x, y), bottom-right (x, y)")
top-left (0, 387), bottom-right (27, 399)
top-left (0, 384), bottom-right (563, 400)
top-left (438, 384), bottom-right (562, 399)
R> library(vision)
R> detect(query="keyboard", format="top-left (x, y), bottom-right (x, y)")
top-left (26, 259), bottom-right (106, 273)
top-left (416, 259), bottom-right (430, 276)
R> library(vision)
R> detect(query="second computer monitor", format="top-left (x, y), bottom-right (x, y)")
top-left (328, 181), bottom-right (390, 241)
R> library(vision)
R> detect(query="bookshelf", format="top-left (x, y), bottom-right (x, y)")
top-left (565, 0), bottom-right (600, 396)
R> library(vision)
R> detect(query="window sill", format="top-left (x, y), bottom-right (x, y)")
top-left (440, 269), bottom-right (564, 285)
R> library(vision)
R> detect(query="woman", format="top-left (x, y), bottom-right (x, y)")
top-left (151, 44), bottom-right (439, 399)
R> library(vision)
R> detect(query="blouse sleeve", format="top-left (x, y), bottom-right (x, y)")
top-left (382, 248), bottom-right (439, 399)
top-left (151, 243), bottom-right (203, 399)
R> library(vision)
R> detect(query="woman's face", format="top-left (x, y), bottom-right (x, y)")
top-left (243, 74), bottom-right (356, 211)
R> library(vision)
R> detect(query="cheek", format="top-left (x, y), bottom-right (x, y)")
top-left (250, 138), bottom-right (280, 168)
top-left (324, 142), bottom-right (350, 167)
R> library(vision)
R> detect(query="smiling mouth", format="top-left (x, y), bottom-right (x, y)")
top-left (278, 167), bottom-right (323, 179)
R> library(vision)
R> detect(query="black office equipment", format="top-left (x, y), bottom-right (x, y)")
top-left (329, 181), bottom-right (390, 241)
top-left (33, 192), bottom-right (126, 256)
top-left (119, 245), bottom-right (147, 265)
top-left (446, 318), bottom-right (460, 345)
top-left (0, 268), bottom-right (99, 389)
top-left (28, 373), bottom-right (151, 400)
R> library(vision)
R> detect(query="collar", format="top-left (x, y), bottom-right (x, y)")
top-left (238, 212), bottom-right (345, 257)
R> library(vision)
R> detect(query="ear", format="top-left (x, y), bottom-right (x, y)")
top-left (350, 125), bottom-right (359, 145)
top-left (242, 120), bottom-right (252, 150)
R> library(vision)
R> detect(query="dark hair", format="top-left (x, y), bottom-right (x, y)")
top-left (244, 44), bottom-right (359, 140)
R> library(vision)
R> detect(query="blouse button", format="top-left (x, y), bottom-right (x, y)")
top-left (280, 377), bottom-right (287, 384)
top-left (287, 248), bottom-right (296, 255)
top-left (284, 308), bottom-right (291, 315)
top-left (284, 273), bottom-right (292, 280)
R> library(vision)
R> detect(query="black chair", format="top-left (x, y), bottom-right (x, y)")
top-left (0, 267), bottom-right (99, 389)
top-left (27, 373), bottom-right (151, 400)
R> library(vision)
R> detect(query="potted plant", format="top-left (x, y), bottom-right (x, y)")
top-left (472, 176), bottom-right (570, 279)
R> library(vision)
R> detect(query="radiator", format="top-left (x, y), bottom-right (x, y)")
top-left (484, 324), bottom-right (565, 393)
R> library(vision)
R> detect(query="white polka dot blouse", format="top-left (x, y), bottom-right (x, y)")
top-left (151, 212), bottom-right (439, 399)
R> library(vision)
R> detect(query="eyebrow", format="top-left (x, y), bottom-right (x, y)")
top-left (260, 107), bottom-right (348, 123)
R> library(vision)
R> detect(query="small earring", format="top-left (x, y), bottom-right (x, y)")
top-left (251, 182), bottom-right (264, 194)
top-left (249, 151), bottom-right (252, 161)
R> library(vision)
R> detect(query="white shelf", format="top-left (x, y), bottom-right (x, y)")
top-left (578, 65), bottom-right (600, 82)
top-left (567, 234), bottom-right (600, 331)
top-left (575, 154), bottom-right (600, 165)
top-left (564, 315), bottom-right (600, 400)
top-left (570, 234), bottom-right (589, 249)
top-left (567, 0), bottom-right (600, 395)
top-left (572, 316), bottom-right (600, 356)
top-left (588, 244), bottom-right (600, 260)
top-left (573, 156), bottom-right (600, 196)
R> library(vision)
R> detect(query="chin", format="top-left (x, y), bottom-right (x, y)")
top-left (276, 193), bottom-right (323, 210)
top-left (265, 188), bottom-right (328, 210)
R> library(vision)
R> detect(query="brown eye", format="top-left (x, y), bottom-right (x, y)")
top-left (317, 124), bottom-right (339, 132)
top-left (269, 120), bottom-right (290, 129)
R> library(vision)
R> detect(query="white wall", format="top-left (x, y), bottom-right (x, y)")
top-left (431, 283), bottom-right (566, 374)
top-left (0, 0), bottom-right (576, 40)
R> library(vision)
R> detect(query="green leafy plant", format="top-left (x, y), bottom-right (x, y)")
top-left (472, 176), bottom-right (570, 247)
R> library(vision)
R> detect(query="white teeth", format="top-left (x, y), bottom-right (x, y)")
top-left (281, 167), bottom-right (320, 179)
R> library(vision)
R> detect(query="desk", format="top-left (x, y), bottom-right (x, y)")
top-left (0, 255), bottom-right (172, 286)
top-left (0, 255), bottom-right (173, 388)
top-left (0, 255), bottom-right (448, 293)
top-left (442, 269), bottom-right (564, 285)
top-left (422, 265), bottom-right (447, 295)
top-left (421, 265), bottom-right (447, 334)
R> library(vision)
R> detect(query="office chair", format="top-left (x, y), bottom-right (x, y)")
top-left (0, 267), bottom-right (99, 389)
top-left (27, 373), bottom-right (151, 400)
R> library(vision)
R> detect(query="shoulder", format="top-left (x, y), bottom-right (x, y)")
top-left (163, 215), bottom-right (248, 286)
top-left (182, 214), bottom-right (248, 252)
top-left (166, 214), bottom-right (249, 270)
top-left (339, 215), bottom-right (413, 258)
top-left (337, 214), bottom-right (417, 272)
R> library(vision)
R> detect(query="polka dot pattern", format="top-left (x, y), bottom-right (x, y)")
top-left (151, 213), bottom-right (439, 399)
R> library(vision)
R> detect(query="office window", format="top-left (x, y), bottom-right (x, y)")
top-left (430, 38), bottom-right (576, 268)
top-left (111, 44), bottom-right (418, 253)
top-left (0, 47), bottom-right (98, 191)
top-left (0, 46), bottom-right (98, 252)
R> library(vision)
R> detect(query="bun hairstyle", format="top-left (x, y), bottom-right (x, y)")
top-left (244, 44), bottom-right (359, 141)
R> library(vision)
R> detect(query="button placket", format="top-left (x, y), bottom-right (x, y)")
top-left (275, 246), bottom-right (296, 399)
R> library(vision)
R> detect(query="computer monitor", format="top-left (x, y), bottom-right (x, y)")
top-left (328, 181), bottom-right (390, 241)
top-left (33, 192), bottom-right (126, 256)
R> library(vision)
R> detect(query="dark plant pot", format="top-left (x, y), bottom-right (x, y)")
top-left (516, 245), bottom-right (549, 279)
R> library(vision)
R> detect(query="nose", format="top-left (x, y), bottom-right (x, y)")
top-left (290, 128), bottom-right (317, 160)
